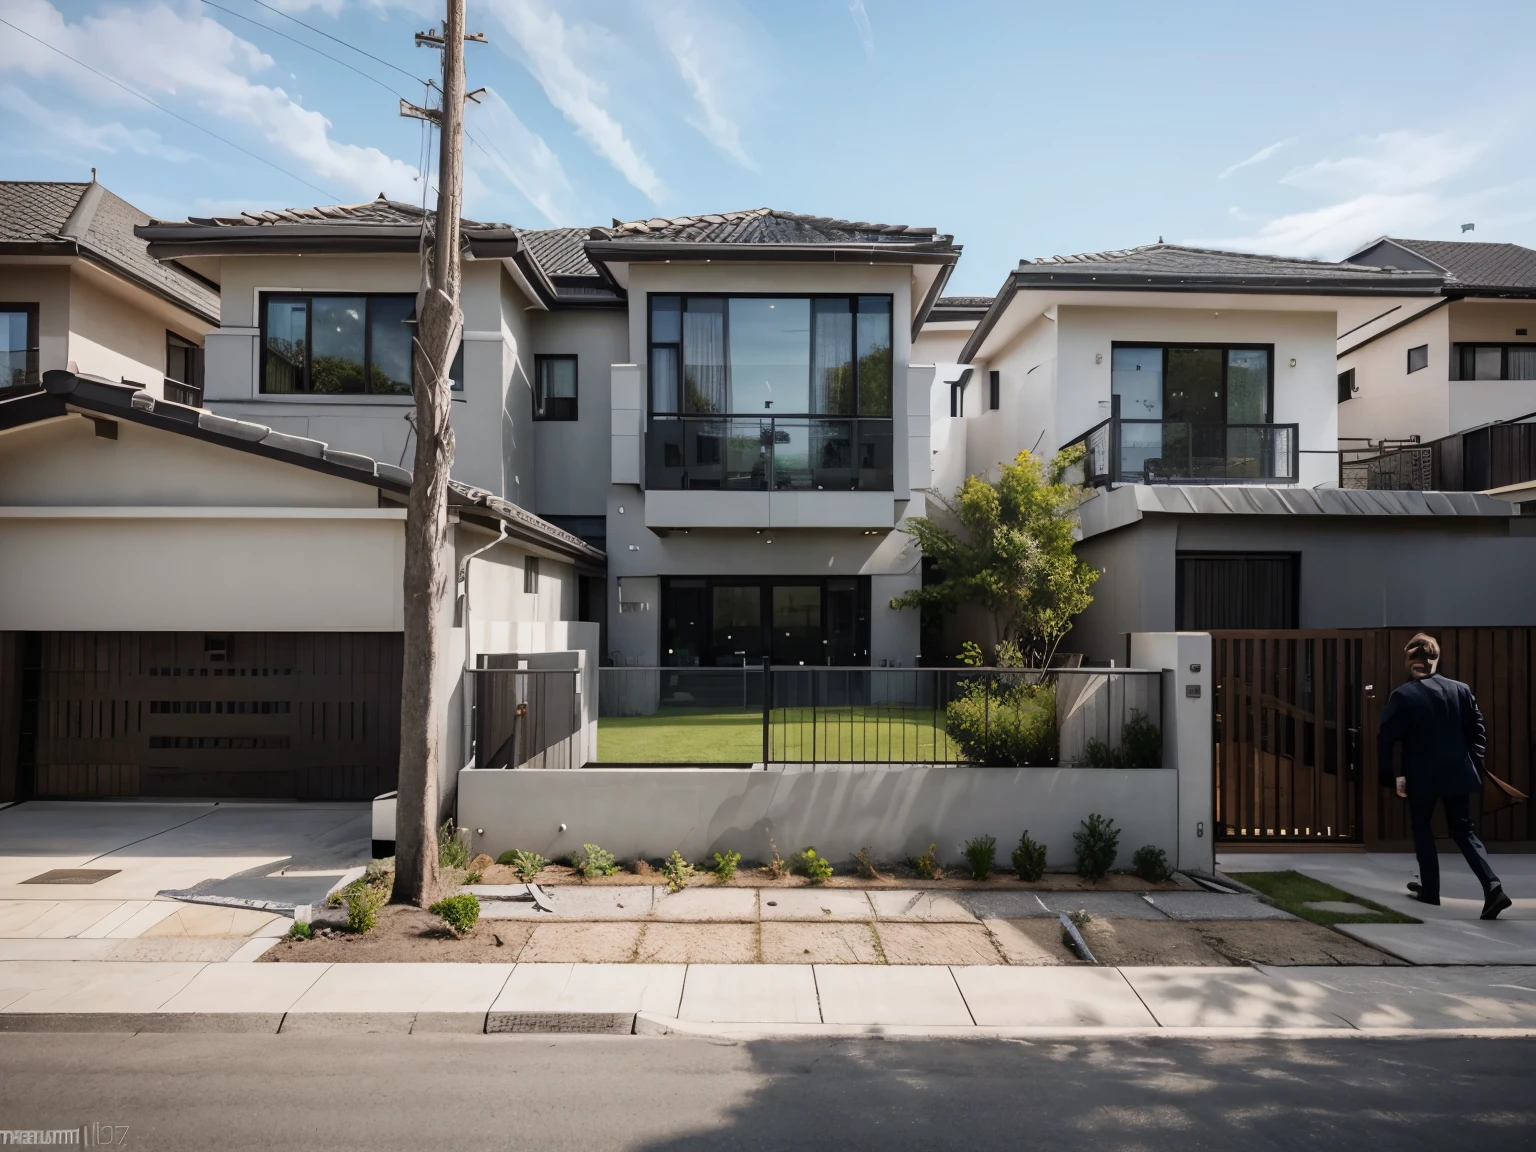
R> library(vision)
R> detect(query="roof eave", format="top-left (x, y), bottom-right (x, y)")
top-left (583, 240), bottom-right (958, 266)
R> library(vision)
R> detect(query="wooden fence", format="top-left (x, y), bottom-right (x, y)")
top-left (1213, 628), bottom-right (1535, 848)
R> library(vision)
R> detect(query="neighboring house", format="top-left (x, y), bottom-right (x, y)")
top-left (139, 202), bottom-right (961, 671)
top-left (0, 177), bottom-right (217, 403)
top-left (1337, 238), bottom-right (1536, 446)
top-left (925, 242), bottom-right (1536, 662)
top-left (0, 370), bottom-right (600, 804)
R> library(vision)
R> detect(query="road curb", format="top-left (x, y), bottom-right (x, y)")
top-left (0, 1013), bottom-right (284, 1034)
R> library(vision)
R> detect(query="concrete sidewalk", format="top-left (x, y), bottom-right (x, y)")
top-left (3, 959), bottom-right (1534, 1037)
top-left (1222, 851), bottom-right (1536, 965)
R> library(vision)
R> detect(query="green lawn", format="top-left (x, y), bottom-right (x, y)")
top-left (1226, 870), bottom-right (1420, 926)
top-left (597, 706), bottom-right (962, 764)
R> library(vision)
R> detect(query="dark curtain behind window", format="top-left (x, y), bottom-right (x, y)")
top-left (1176, 554), bottom-right (1298, 629)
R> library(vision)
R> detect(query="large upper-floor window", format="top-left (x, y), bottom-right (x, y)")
top-left (260, 293), bottom-right (462, 396)
top-left (2, 303), bottom-right (39, 393)
top-left (648, 294), bottom-right (893, 417)
top-left (1110, 343), bottom-right (1272, 424)
top-left (1452, 343), bottom-right (1536, 381)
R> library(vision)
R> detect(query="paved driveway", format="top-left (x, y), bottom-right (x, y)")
top-left (0, 802), bottom-right (369, 957)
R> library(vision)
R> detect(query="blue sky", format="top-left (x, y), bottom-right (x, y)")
top-left (2, 0), bottom-right (1534, 295)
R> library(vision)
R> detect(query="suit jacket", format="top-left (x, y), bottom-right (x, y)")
top-left (1377, 673), bottom-right (1486, 797)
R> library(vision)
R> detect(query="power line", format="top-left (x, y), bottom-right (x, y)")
top-left (244, 0), bottom-right (425, 85)
top-left (0, 15), bottom-right (339, 201)
top-left (199, 0), bottom-right (419, 100)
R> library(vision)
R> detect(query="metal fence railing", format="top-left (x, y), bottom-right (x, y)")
top-left (594, 663), bottom-right (1165, 768)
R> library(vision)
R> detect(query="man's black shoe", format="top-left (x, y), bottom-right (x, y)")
top-left (1482, 888), bottom-right (1513, 921)
top-left (1407, 882), bottom-right (1440, 905)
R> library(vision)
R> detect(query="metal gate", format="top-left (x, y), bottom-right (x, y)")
top-left (1215, 628), bottom-right (1536, 847)
top-left (15, 631), bottom-right (402, 801)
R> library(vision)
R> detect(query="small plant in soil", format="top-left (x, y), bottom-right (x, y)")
top-left (910, 843), bottom-right (943, 881)
top-left (710, 850), bottom-right (741, 883)
top-left (1131, 844), bottom-right (1173, 883)
top-left (963, 834), bottom-right (997, 881)
top-left (662, 850), bottom-right (696, 892)
top-left (344, 879), bottom-right (386, 934)
top-left (430, 892), bottom-right (480, 936)
top-left (576, 843), bottom-right (620, 880)
top-left (793, 847), bottom-right (834, 884)
top-left (1073, 813), bottom-right (1121, 882)
top-left (287, 921), bottom-right (313, 940)
top-left (1011, 831), bottom-right (1047, 881)
top-left (854, 846), bottom-right (885, 880)
top-left (438, 819), bottom-right (471, 870)
top-left (631, 858), bottom-right (654, 876)
top-left (462, 871), bottom-right (482, 886)
top-left (502, 850), bottom-right (548, 883)
top-left (766, 840), bottom-right (788, 880)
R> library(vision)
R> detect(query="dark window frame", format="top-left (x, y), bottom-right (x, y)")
top-left (524, 555), bottom-right (540, 595)
top-left (259, 291), bottom-right (458, 396)
top-left (1407, 344), bottom-right (1429, 374)
top-left (646, 292), bottom-right (894, 419)
top-left (1, 301), bottom-right (40, 394)
top-left (1450, 342), bottom-right (1536, 381)
top-left (988, 370), bottom-right (1000, 411)
top-left (1174, 551), bottom-right (1300, 630)
top-left (1337, 367), bottom-right (1355, 403)
top-left (1110, 341), bottom-right (1275, 424)
top-left (533, 354), bottom-right (579, 421)
top-left (660, 574), bottom-right (872, 667)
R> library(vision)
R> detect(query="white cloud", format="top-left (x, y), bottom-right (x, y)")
top-left (1192, 130), bottom-right (1494, 257)
top-left (649, 1), bottom-right (757, 171)
top-left (0, 0), bottom-right (420, 202)
top-left (486, 0), bottom-right (666, 203)
top-left (464, 87), bottom-right (581, 225)
top-left (0, 84), bottom-right (195, 161)
top-left (848, 0), bottom-right (874, 58)
top-left (1218, 139), bottom-right (1287, 179)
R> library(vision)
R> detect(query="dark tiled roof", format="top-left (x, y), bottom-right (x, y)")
top-left (936, 295), bottom-right (994, 307)
top-left (0, 181), bottom-right (218, 322)
top-left (182, 196), bottom-right (517, 237)
top-left (1019, 242), bottom-right (1436, 284)
top-left (518, 227), bottom-right (597, 276)
top-left (1382, 239), bottom-right (1536, 291)
top-left (590, 207), bottom-right (956, 251)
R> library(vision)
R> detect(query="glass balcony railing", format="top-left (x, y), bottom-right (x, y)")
top-left (1067, 418), bottom-right (1299, 485)
top-left (645, 417), bottom-right (894, 492)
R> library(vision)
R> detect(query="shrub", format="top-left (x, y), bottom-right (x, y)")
top-left (430, 892), bottom-right (480, 936)
top-left (1074, 813), bottom-right (1121, 882)
top-left (662, 850), bottom-right (697, 892)
top-left (910, 843), bottom-right (943, 881)
top-left (344, 879), bottom-right (386, 934)
top-left (438, 819), bottom-right (471, 870)
top-left (854, 846), bottom-right (883, 881)
top-left (1011, 831), bottom-right (1047, 881)
top-left (504, 850), bottom-right (548, 883)
top-left (963, 834), bottom-right (997, 881)
top-left (495, 850), bottom-right (519, 866)
top-left (1132, 844), bottom-right (1173, 883)
top-left (575, 843), bottom-right (619, 880)
top-left (792, 847), bottom-right (833, 884)
top-left (463, 871), bottom-right (482, 886)
top-left (710, 850), bottom-right (741, 883)
top-left (1082, 710), bottom-right (1163, 769)
top-left (945, 679), bottom-right (1058, 766)
top-left (631, 858), bottom-right (654, 877)
top-left (287, 920), bottom-right (313, 940)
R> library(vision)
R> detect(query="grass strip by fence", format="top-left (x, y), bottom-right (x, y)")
top-left (1225, 870), bottom-right (1420, 926)
top-left (596, 706), bottom-right (963, 764)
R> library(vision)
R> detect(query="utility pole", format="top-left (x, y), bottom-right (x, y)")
top-left (391, 0), bottom-right (484, 907)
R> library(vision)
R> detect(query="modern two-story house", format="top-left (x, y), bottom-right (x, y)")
top-left (0, 177), bottom-right (217, 402)
top-left (918, 243), bottom-right (1536, 664)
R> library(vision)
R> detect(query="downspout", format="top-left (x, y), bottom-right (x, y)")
top-left (458, 522), bottom-right (507, 772)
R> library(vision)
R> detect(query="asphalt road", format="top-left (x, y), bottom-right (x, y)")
top-left (1, 1034), bottom-right (1532, 1150)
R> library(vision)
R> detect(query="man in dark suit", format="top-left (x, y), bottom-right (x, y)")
top-left (1378, 633), bottom-right (1512, 919)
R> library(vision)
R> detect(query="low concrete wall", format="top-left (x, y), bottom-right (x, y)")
top-left (459, 763), bottom-right (1178, 873)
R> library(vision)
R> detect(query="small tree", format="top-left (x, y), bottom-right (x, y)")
top-left (894, 447), bottom-right (1097, 668)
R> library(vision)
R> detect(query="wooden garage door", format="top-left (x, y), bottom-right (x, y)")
top-left (21, 632), bottom-right (402, 801)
